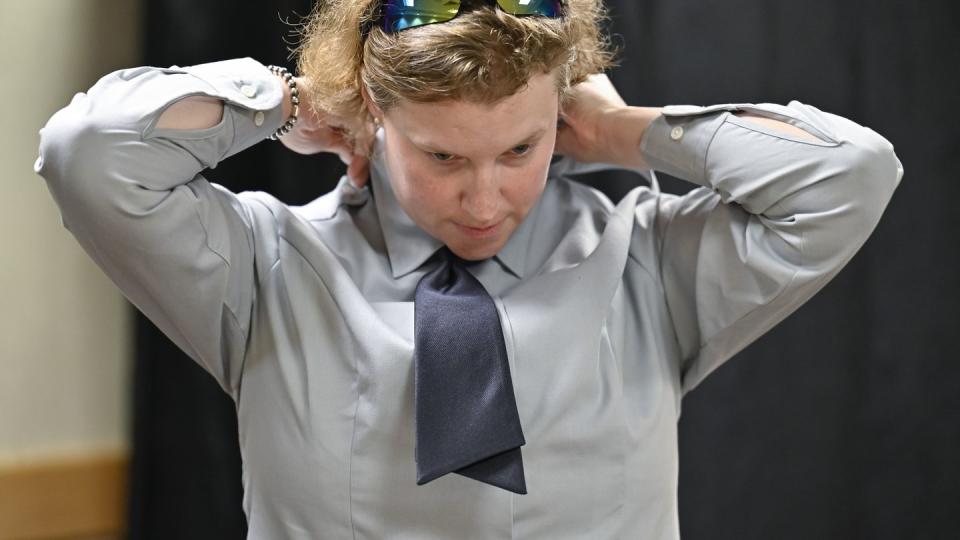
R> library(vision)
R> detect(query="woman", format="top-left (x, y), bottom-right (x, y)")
top-left (35, 0), bottom-right (903, 538)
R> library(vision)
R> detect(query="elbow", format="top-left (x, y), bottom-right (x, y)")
top-left (35, 94), bottom-right (129, 218)
top-left (37, 93), bottom-right (101, 182)
top-left (793, 125), bottom-right (904, 273)
top-left (847, 126), bottom-right (903, 189)
top-left (846, 125), bottom-right (903, 200)
top-left (830, 125), bottom-right (904, 235)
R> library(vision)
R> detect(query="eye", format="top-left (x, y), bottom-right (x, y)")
top-left (430, 152), bottom-right (455, 162)
top-left (510, 144), bottom-right (532, 156)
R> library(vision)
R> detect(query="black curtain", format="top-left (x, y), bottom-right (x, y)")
top-left (129, 1), bottom-right (960, 538)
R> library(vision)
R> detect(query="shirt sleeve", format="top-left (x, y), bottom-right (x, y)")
top-left (34, 57), bottom-right (287, 398)
top-left (635, 101), bottom-right (904, 397)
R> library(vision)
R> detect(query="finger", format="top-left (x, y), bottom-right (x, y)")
top-left (328, 137), bottom-right (354, 165)
top-left (347, 155), bottom-right (370, 188)
top-left (318, 128), bottom-right (352, 164)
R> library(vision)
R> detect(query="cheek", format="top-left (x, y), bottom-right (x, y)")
top-left (391, 158), bottom-right (459, 221)
top-left (413, 179), bottom-right (458, 218)
top-left (505, 158), bottom-right (551, 212)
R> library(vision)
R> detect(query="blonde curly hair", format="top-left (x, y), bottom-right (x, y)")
top-left (294, 0), bottom-right (616, 154)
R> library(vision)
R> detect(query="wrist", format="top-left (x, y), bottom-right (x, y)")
top-left (279, 76), bottom-right (295, 122)
top-left (600, 106), bottom-right (661, 170)
top-left (267, 65), bottom-right (299, 140)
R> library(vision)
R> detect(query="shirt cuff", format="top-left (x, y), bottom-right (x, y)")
top-left (638, 104), bottom-right (744, 186)
top-left (143, 57), bottom-right (286, 161)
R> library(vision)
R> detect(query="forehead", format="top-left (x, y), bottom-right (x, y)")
top-left (388, 72), bottom-right (559, 153)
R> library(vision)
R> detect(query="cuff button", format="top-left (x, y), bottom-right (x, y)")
top-left (253, 111), bottom-right (265, 127)
top-left (670, 126), bottom-right (685, 141)
top-left (241, 84), bottom-right (257, 98)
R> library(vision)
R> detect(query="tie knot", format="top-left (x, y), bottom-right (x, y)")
top-left (418, 246), bottom-right (491, 298)
top-left (437, 246), bottom-right (456, 263)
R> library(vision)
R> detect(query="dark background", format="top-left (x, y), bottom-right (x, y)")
top-left (127, 1), bottom-right (960, 538)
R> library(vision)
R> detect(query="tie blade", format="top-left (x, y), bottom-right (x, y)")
top-left (415, 388), bottom-right (526, 465)
top-left (415, 430), bottom-right (526, 486)
top-left (413, 248), bottom-right (529, 495)
top-left (456, 447), bottom-right (528, 495)
top-left (416, 446), bottom-right (528, 495)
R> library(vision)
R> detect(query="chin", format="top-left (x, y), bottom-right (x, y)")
top-left (446, 238), bottom-right (504, 261)
top-left (435, 217), bottom-right (518, 261)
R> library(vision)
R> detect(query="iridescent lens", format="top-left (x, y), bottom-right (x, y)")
top-left (496, 0), bottom-right (563, 17)
top-left (383, 0), bottom-right (461, 33)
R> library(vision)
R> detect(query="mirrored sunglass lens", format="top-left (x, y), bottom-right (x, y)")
top-left (383, 0), bottom-right (461, 32)
top-left (496, 0), bottom-right (563, 17)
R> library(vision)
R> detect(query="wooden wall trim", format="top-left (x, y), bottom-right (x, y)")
top-left (0, 450), bottom-right (127, 540)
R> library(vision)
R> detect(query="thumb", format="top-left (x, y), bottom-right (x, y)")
top-left (347, 154), bottom-right (371, 188)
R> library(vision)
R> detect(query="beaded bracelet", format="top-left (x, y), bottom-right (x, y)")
top-left (267, 65), bottom-right (299, 140)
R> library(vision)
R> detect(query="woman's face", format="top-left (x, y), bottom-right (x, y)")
top-left (376, 72), bottom-right (560, 261)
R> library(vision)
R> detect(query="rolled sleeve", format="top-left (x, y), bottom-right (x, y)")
top-left (34, 57), bottom-right (286, 397)
top-left (638, 101), bottom-right (904, 397)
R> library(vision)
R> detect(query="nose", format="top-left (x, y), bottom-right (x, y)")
top-left (461, 164), bottom-right (502, 225)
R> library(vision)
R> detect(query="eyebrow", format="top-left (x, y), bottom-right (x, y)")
top-left (414, 126), bottom-right (549, 154)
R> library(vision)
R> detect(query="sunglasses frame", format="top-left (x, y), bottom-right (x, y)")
top-left (360, 0), bottom-right (567, 41)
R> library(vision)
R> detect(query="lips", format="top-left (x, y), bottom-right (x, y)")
top-left (456, 219), bottom-right (504, 239)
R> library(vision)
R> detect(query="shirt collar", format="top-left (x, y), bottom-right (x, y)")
top-left (369, 128), bottom-right (533, 280)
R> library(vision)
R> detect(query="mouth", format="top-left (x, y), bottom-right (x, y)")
top-left (455, 219), bottom-right (504, 239)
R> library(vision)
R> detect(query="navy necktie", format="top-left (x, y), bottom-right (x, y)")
top-left (413, 247), bottom-right (527, 495)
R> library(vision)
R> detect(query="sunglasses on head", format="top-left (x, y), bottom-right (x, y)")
top-left (361, 0), bottom-right (567, 40)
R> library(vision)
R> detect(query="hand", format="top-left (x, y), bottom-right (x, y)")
top-left (279, 77), bottom-right (375, 187)
top-left (555, 74), bottom-right (658, 170)
top-left (554, 73), bottom-right (627, 165)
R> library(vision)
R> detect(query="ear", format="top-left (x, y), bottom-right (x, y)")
top-left (360, 84), bottom-right (384, 122)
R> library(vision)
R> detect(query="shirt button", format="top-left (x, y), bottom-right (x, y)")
top-left (240, 84), bottom-right (257, 98)
top-left (253, 111), bottom-right (265, 127)
top-left (670, 126), bottom-right (685, 141)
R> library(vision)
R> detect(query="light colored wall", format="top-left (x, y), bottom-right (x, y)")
top-left (0, 0), bottom-right (141, 465)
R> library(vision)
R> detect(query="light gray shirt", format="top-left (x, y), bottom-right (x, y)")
top-left (35, 57), bottom-right (904, 539)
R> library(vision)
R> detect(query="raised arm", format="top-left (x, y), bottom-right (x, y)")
top-left (34, 58), bottom-right (287, 397)
top-left (557, 75), bottom-right (904, 398)
top-left (639, 102), bottom-right (902, 396)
